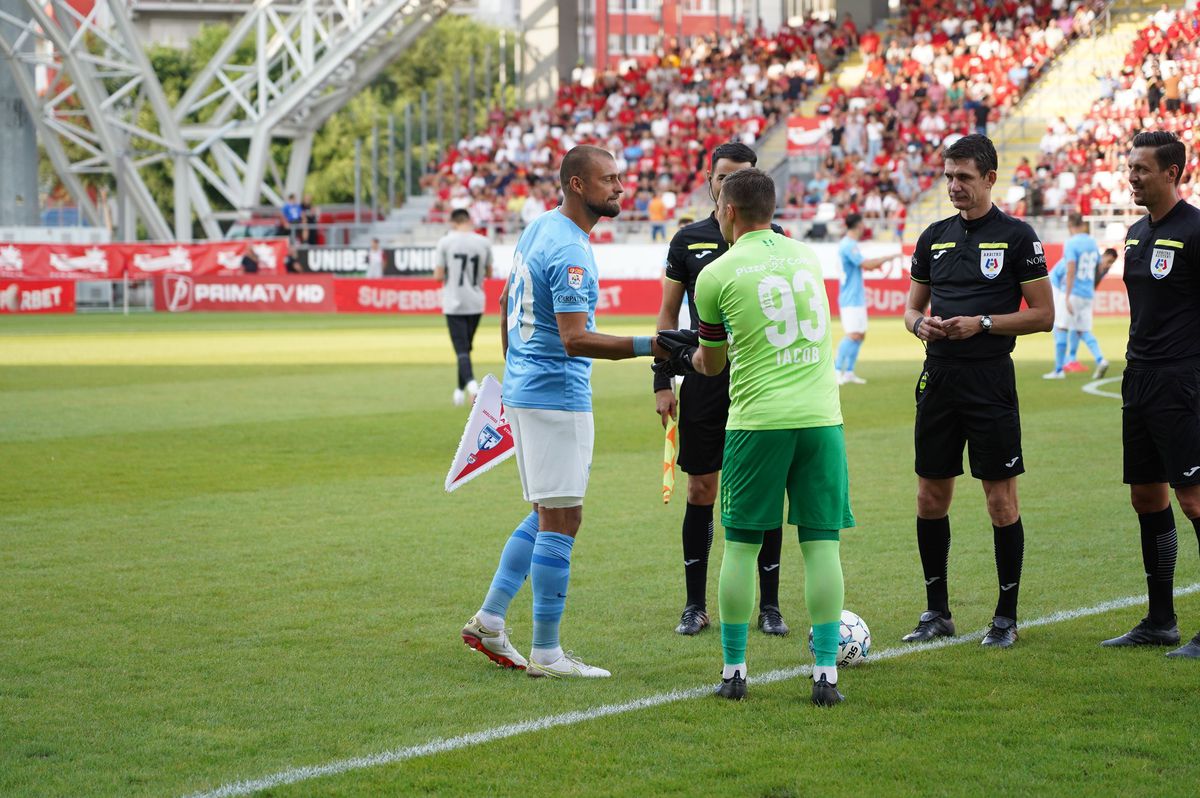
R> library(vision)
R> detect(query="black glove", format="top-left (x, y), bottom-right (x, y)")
top-left (653, 329), bottom-right (699, 377)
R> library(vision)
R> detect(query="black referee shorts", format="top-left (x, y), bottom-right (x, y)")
top-left (678, 367), bottom-right (731, 476)
top-left (1122, 363), bottom-right (1200, 488)
top-left (914, 357), bottom-right (1025, 481)
top-left (446, 313), bottom-right (481, 355)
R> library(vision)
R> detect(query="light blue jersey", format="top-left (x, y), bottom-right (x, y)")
top-left (838, 236), bottom-right (866, 308)
top-left (1050, 259), bottom-right (1066, 291)
top-left (503, 209), bottom-right (598, 412)
top-left (1062, 232), bottom-right (1100, 300)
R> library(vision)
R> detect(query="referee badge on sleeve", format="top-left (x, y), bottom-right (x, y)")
top-left (980, 249), bottom-right (1005, 280)
top-left (1150, 248), bottom-right (1174, 280)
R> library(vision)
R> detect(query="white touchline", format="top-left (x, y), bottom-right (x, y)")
top-left (1082, 376), bottom-right (1122, 399)
top-left (185, 582), bottom-right (1200, 798)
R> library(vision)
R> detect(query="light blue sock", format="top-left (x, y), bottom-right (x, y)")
top-left (1067, 330), bottom-right (1081, 362)
top-left (811, 621), bottom-right (841, 668)
top-left (835, 337), bottom-right (852, 371)
top-left (844, 337), bottom-right (863, 372)
top-left (1053, 329), bottom-right (1067, 372)
top-left (479, 510), bottom-right (539, 620)
top-left (531, 531), bottom-right (574, 650)
top-left (1080, 331), bottom-right (1104, 362)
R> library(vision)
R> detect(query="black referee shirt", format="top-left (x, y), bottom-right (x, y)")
top-left (654, 213), bottom-right (784, 390)
top-left (665, 213), bottom-right (786, 323)
top-left (910, 204), bottom-right (1048, 360)
top-left (1123, 200), bottom-right (1200, 366)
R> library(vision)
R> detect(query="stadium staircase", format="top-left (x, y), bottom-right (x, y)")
top-left (902, 5), bottom-right (1151, 242)
top-left (357, 195), bottom-right (436, 245)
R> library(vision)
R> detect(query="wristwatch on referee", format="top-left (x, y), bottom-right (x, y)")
top-left (980, 315), bottom-right (993, 334)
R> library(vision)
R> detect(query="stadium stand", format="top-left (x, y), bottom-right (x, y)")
top-left (1013, 4), bottom-right (1200, 219)
top-left (781, 0), bottom-right (1110, 237)
top-left (420, 1), bottom-right (1117, 242)
top-left (420, 18), bottom-right (854, 234)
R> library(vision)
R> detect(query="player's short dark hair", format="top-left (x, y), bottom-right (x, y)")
top-left (560, 145), bottom-right (614, 188)
top-left (710, 141), bottom-right (758, 171)
top-left (449, 208), bottom-right (471, 224)
top-left (845, 212), bottom-right (863, 231)
top-left (1103, 247), bottom-right (1119, 259)
top-left (942, 133), bottom-right (998, 175)
top-left (1131, 130), bottom-right (1187, 183)
top-left (1067, 212), bottom-right (1084, 228)
top-left (719, 168), bottom-right (776, 224)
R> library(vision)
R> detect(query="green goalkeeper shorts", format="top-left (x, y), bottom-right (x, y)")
top-left (719, 425), bottom-right (855, 537)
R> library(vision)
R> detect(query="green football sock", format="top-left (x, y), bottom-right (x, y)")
top-left (719, 535), bottom-right (762, 666)
top-left (801, 539), bottom-right (844, 668)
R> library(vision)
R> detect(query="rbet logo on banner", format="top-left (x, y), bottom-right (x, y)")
top-left (0, 281), bottom-right (73, 313)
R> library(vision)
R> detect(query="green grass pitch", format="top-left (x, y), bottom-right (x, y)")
top-left (2, 313), bottom-right (1198, 797)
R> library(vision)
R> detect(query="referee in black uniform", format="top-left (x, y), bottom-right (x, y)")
top-left (1100, 130), bottom-right (1200, 658)
top-left (654, 142), bottom-right (789, 636)
top-left (901, 134), bottom-right (1053, 648)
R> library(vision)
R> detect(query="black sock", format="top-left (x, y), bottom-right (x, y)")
top-left (993, 518), bottom-right (1025, 621)
top-left (1192, 516), bottom-right (1200, 559)
top-left (1140, 507), bottom-right (1178, 626)
top-left (916, 515), bottom-right (951, 617)
top-left (682, 503), bottom-right (714, 609)
top-left (757, 527), bottom-right (783, 608)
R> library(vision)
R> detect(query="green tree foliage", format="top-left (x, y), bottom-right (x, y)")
top-left (39, 15), bottom-right (514, 230)
top-left (308, 14), bottom-right (518, 206)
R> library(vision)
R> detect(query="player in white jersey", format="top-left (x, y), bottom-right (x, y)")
top-left (435, 209), bottom-right (494, 406)
top-left (460, 145), bottom-right (666, 678)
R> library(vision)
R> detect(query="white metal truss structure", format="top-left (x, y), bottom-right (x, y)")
top-left (0, 0), bottom-right (456, 240)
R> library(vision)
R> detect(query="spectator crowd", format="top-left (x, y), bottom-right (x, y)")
top-left (784, 0), bottom-right (1107, 237)
top-left (422, 0), bottom-right (1112, 239)
top-left (1014, 4), bottom-right (1200, 218)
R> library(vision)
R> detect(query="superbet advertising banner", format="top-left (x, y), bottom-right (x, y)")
top-left (0, 240), bottom-right (288, 280)
top-left (155, 274), bottom-right (337, 312)
top-left (0, 279), bottom-right (75, 314)
top-left (332, 278), bottom-right (666, 314)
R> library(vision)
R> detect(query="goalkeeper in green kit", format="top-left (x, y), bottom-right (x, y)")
top-left (654, 168), bottom-right (854, 706)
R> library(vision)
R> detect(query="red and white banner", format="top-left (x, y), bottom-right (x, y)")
top-left (0, 240), bottom-right (288, 280)
top-left (787, 116), bottom-right (825, 154)
top-left (445, 374), bottom-right (515, 492)
top-left (333, 278), bottom-right (665, 315)
top-left (154, 274), bottom-right (336, 312)
top-left (334, 279), bottom-right (445, 313)
top-left (0, 279), bottom-right (75, 314)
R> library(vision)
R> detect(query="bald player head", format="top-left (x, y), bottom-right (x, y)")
top-left (559, 145), bottom-right (623, 229)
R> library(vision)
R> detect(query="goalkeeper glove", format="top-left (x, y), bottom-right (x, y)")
top-left (653, 329), bottom-right (699, 377)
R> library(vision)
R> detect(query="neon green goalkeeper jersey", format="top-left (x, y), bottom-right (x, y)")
top-left (692, 228), bottom-right (842, 431)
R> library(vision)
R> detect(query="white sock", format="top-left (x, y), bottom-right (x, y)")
top-left (814, 665), bottom-right (838, 685)
top-left (722, 662), bottom-right (746, 680)
top-left (531, 646), bottom-right (564, 665)
top-left (476, 610), bottom-right (505, 632)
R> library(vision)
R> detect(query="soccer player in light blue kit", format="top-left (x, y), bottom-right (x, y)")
top-left (834, 213), bottom-right (898, 385)
top-left (1063, 213), bottom-right (1110, 378)
top-left (1044, 213), bottom-right (1109, 379)
top-left (460, 145), bottom-right (665, 678)
top-left (1043, 256), bottom-right (1070, 379)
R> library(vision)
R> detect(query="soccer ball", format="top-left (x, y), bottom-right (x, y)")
top-left (808, 610), bottom-right (871, 667)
